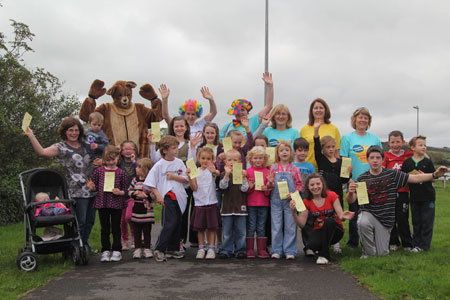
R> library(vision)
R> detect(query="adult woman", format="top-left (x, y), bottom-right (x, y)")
top-left (300, 98), bottom-right (341, 171)
top-left (160, 84), bottom-right (217, 137)
top-left (261, 104), bottom-right (299, 147)
top-left (289, 174), bottom-right (354, 264)
top-left (24, 117), bottom-right (96, 249)
top-left (219, 72), bottom-right (274, 140)
top-left (340, 107), bottom-right (382, 248)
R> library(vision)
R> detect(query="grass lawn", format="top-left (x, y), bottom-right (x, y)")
top-left (0, 188), bottom-right (448, 300)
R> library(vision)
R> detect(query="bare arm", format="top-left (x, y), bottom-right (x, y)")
top-left (408, 166), bottom-right (448, 183)
top-left (201, 86), bottom-right (217, 122)
top-left (23, 128), bottom-right (59, 158)
top-left (289, 200), bottom-right (309, 228)
top-left (159, 84), bottom-right (172, 125)
top-left (346, 180), bottom-right (358, 204)
top-left (257, 72), bottom-right (274, 122)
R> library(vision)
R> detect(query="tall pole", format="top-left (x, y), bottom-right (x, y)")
top-left (413, 105), bottom-right (419, 135)
top-left (264, 0), bottom-right (269, 105)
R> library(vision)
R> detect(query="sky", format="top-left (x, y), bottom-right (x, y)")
top-left (1, 0), bottom-right (449, 147)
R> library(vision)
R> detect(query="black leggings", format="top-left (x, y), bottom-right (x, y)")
top-left (132, 222), bottom-right (152, 249)
top-left (307, 218), bottom-right (343, 259)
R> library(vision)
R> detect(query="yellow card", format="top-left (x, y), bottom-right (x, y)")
top-left (254, 171), bottom-right (264, 191)
top-left (266, 147), bottom-right (276, 166)
top-left (186, 158), bottom-right (199, 179)
top-left (222, 137), bottom-right (232, 153)
top-left (291, 190), bottom-right (306, 212)
top-left (356, 181), bottom-right (370, 205)
top-left (277, 181), bottom-right (289, 199)
top-left (408, 169), bottom-right (420, 175)
top-left (232, 163), bottom-right (243, 185)
top-left (151, 122), bottom-right (161, 143)
top-left (340, 157), bottom-right (352, 178)
top-left (22, 112), bottom-right (32, 132)
top-left (206, 144), bottom-right (215, 151)
top-left (103, 172), bottom-right (115, 192)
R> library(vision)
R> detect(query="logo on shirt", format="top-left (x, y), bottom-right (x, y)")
top-left (352, 144), bottom-right (369, 163)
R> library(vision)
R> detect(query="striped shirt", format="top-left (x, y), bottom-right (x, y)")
top-left (357, 168), bottom-right (409, 227)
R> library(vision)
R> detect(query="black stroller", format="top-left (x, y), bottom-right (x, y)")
top-left (17, 168), bottom-right (89, 271)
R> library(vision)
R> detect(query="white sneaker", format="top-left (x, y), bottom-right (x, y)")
top-left (196, 248), bottom-right (206, 259)
top-left (316, 256), bottom-right (329, 265)
top-left (410, 247), bottom-right (423, 253)
top-left (122, 240), bottom-right (129, 251)
top-left (133, 248), bottom-right (142, 259)
top-left (110, 251), bottom-right (122, 262)
top-left (205, 248), bottom-right (216, 259)
top-left (286, 254), bottom-right (295, 260)
top-left (144, 248), bottom-right (153, 258)
top-left (389, 245), bottom-right (398, 251)
top-left (333, 243), bottom-right (342, 254)
top-left (271, 253), bottom-right (281, 259)
top-left (100, 251), bottom-right (111, 262)
top-left (360, 254), bottom-right (369, 259)
top-left (305, 249), bottom-right (315, 257)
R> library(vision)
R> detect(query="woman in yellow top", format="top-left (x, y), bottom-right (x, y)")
top-left (299, 98), bottom-right (341, 171)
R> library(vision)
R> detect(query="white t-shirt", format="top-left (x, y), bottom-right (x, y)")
top-left (143, 157), bottom-right (188, 213)
top-left (190, 118), bottom-right (206, 137)
top-left (149, 141), bottom-right (196, 164)
top-left (193, 168), bottom-right (218, 206)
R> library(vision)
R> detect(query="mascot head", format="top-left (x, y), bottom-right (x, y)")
top-left (107, 81), bottom-right (137, 109)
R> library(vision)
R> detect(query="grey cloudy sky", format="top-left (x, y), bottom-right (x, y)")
top-left (1, 0), bottom-right (449, 146)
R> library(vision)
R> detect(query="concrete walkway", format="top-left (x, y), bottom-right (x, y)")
top-left (22, 225), bottom-right (379, 300)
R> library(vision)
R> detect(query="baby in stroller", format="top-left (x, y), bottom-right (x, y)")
top-left (34, 192), bottom-right (69, 217)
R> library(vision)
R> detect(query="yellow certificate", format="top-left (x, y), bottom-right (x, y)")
top-left (222, 137), bottom-right (232, 153)
top-left (232, 163), bottom-right (243, 185)
top-left (266, 147), bottom-right (276, 166)
top-left (104, 172), bottom-right (115, 192)
top-left (186, 158), bottom-right (199, 179)
top-left (277, 181), bottom-right (289, 199)
top-left (22, 112), bottom-right (32, 132)
top-left (340, 157), bottom-right (352, 178)
top-left (206, 144), bottom-right (215, 151)
top-left (291, 190), bottom-right (306, 212)
top-left (356, 181), bottom-right (370, 205)
top-left (151, 122), bottom-right (161, 142)
top-left (408, 169), bottom-right (420, 175)
top-left (254, 171), bottom-right (264, 191)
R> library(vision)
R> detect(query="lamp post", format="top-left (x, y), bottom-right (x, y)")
top-left (413, 105), bottom-right (419, 135)
top-left (264, 0), bottom-right (269, 105)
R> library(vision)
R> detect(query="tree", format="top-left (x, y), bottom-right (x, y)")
top-left (0, 19), bottom-right (80, 224)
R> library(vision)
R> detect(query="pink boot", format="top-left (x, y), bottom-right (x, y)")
top-left (256, 237), bottom-right (270, 258)
top-left (246, 237), bottom-right (255, 258)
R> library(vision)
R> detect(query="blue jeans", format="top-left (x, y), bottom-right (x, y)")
top-left (74, 197), bottom-right (96, 246)
top-left (247, 206), bottom-right (268, 237)
top-left (271, 197), bottom-right (298, 256)
top-left (220, 215), bottom-right (246, 256)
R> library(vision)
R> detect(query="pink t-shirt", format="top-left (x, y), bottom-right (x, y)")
top-left (246, 166), bottom-right (271, 206)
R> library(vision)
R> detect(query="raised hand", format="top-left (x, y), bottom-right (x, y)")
top-left (241, 116), bottom-right (250, 130)
top-left (159, 84), bottom-right (170, 101)
top-left (190, 132), bottom-right (202, 148)
top-left (86, 179), bottom-right (95, 191)
top-left (262, 72), bottom-right (273, 86)
top-left (88, 79), bottom-right (106, 99)
top-left (147, 132), bottom-right (154, 144)
top-left (224, 163), bottom-right (232, 174)
top-left (207, 161), bottom-right (217, 174)
top-left (261, 113), bottom-right (271, 126)
top-left (200, 86), bottom-right (214, 101)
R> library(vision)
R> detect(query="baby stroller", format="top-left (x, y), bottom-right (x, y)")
top-left (17, 168), bottom-right (89, 271)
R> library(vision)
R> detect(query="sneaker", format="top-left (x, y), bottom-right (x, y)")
top-left (153, 250), bottom-right (167, 262)
top-left (128, 238), bottom-right (135, 250)
top-left (360, 254), bottom-right (369, 259)
top-left (271, 253), bottom-right (281, 259)
top-left (410, 247), bottom-right (423, 253)
top-left (100, 251), bottom-right (111, 262)
top-left (166, 250), bottom-right (185, 259)
top-left (143, 248), bottom-right (153, 258)
top-left (215, 242), bottom-right (222, 253)
top-left (286, 254), bottom-right (295, 260)
top-left (305, 249), bottom-right (315, 257)
top-left (133, 248), bottom-right (142, 259)
top-left (110, 251), bottom-right (122, 262)
top-left (403, 247), bottom-right (412, 252)
top-left (236, 252), bottom-right (247, 259)
top-left (389, 245), bottom-right (399, 251)
top-left (179, 241), bottom-right (186, 253)
top-left (206, 248), bottom-right (216, 260)
top-left (316, 256), bottom-right (329, 265)
top-left (333, 244), bottom-right (342, 254)
top-left (121, 240), bottom-right (129, 251)
top-left (196, 248), bottom-right (206, 259)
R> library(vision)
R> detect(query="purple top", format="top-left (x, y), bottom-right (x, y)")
top-left (93, 166), bottom-right (128, 209)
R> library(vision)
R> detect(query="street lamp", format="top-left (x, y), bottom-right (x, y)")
top-left (413, 105), bottom-right (419, 135)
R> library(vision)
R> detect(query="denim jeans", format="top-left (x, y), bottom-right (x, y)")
top-left (220, 215), bottom-right (246, 256)
top-left (246, 206), bottom-right (268, 237)
top-left (74, 197), bottom-right (96, 246)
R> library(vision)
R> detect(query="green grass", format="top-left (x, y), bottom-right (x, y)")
top-left (337, 185), bottom-right (450, 300)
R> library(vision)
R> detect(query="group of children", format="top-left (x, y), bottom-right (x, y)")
top-left (70, 105), bottom-right (444, 264)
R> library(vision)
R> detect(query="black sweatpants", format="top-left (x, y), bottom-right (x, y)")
top-left (155, 195), bottom-right (182, 252)
top-left (307, 218), bottom-right (344, 259)
top-left (389, 192), bottom-right (412, 248)
top-left (98, 208), bottom-right (122, 252)
top-left (410, 201), bottom-right (435, 250)
top-left (132, 222), bottom-right (152, 249)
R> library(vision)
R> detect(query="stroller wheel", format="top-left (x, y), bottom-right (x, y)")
top-left (17, 252), bottom-right (38, 271)
top-left (80, 244), bottom-right (89, 265)
top-left (72, 246), bottom-right (81, 265)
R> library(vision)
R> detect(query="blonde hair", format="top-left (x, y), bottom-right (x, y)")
top-left (88, 112), bottom-right (104, 123)
top-left (247, 146), bottom-right (269, 164)
top-left (351, 107), bottom-right (372, 130)
top-left (197, 147), bottom-right (215, 161)
top-left (102, 145), bottom-right (121, 165)
top-left (320, 135), bottom-right (336, 148)
top-left (228, 129), bottom-right (244, 139)
top-left (409, 135), bottom-right (426, 148)
top-left (35, 192), bottom-right (49, 202)
top-left (137, 158), bottom-right (154, 177)
top-left (225, 149), bottom-right (241, 160)
top-left (275, 140), bottom-right (294, 163)
top-left (270, 104), bottom-right (293, 129)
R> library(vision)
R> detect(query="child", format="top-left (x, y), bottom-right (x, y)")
top-left (187, 147), bottom-right (221, 259)
top-left (219, 149), bottom-right (249, 258)
top-left (313, 123), bottom-right (352, 253)
top-left (245, 146), bottom-right (273, 258)
top-left (254, 135), bottom-right (269, 148)
top-left (85, 112), bottom-right (109, 162)
top-left (197, 122), bottom-right (220, 158)
top-left (293, 138), bottom-right (316, 186)
top-left (87, 145), bottom-right (128, 262)
top-left (269, 141), bottom-right (304, 259)
top-left (382, 130), bottom-right (413, 251)
top-left (119, 140), bottom-right (138, 251)
top-left (34, 192), bottom-right (69, 217)
top-left (401, 136), bottom-right (436, 252)
top-left (144, 135), bottom-right (189, 262)
top-left (129, 158), bottom-right (155, 259)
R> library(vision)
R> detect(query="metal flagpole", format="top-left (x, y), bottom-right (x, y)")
top-left (413, 105), bottom-right (419, 135)
top-left (264, 0), bottom-right (269, 105)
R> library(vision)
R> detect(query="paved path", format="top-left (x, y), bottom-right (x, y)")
top-left (23, 225), bottom-right (379, 300)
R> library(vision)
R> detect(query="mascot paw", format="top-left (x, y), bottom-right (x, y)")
top-left (89, 79), bottom-right (107, 99)
top-left (139, 84), bottom-right (158, 101)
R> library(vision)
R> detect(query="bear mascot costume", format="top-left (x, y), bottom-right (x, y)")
top-left (79, 79), bottom-right (162, 158)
